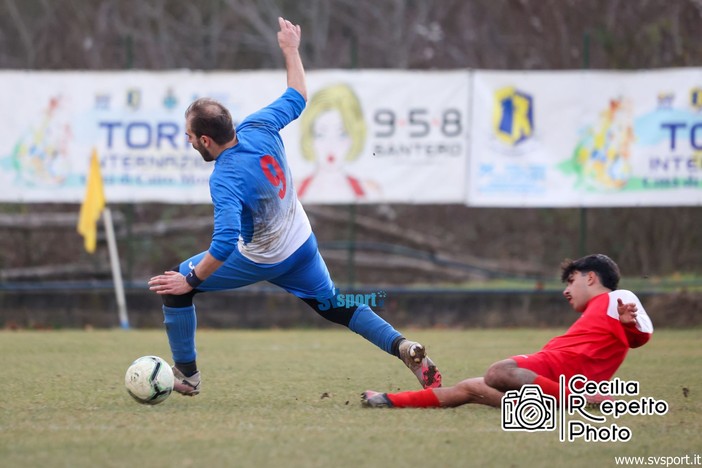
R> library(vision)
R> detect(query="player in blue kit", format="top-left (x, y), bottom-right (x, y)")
top-left (147, 17), bottom-right (442, 396)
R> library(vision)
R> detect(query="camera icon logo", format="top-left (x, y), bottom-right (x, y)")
top-left (501, 385), bottom-right (557, 432)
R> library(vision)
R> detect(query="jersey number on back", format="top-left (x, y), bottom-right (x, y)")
top-left (260, 155), bottom-right (287, 199)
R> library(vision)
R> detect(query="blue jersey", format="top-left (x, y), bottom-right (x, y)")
top-left (208, 88), bottom-right (312, 264)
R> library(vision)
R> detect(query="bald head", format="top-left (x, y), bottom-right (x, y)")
top-left (185, 98), bottom-right (236, 145)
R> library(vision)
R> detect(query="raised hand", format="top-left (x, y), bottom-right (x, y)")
top-left (277, 17), bottom-right (301, 52)
top-left (276, 17), bottom-right (306, 100)
top-left (617, 298), bottom-right (639, 326)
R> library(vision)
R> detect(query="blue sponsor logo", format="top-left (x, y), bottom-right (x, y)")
top-left (316, 288), bottom-right (387, 311)
top-left (492, 86), bottom-right (534, 146)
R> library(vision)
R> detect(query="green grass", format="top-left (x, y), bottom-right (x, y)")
top-left (2, 328), bottom-right (701, 468)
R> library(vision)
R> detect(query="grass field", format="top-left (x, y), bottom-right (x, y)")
top-left (2, 328), bottom-right (700, 468)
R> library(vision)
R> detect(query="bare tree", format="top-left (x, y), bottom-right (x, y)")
top-left (1, 0), bottom-right (702, 281)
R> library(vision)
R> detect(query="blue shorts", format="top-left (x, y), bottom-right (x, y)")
top-left (178, 233), bottom-right (335, 300)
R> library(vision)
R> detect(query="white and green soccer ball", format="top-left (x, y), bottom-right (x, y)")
top-left (124, 356), bottom-right (174, 405)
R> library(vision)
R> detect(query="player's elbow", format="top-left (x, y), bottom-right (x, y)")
top-left (208, 241), bottom-right (235, 263)
top-left (628, 333), bottom-right (651, 349)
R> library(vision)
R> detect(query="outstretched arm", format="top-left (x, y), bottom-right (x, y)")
top-left (148, 253), bottom-right (224, 296)
top-left (277, 17), bottom-right (307, 101)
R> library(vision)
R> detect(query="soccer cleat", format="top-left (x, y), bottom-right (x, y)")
top-left (398, 340), bottom-right (442, 389)
top-left (361, 390), bottom-right (394, 408)
top-left (172, 366), bottom-right (201, 396)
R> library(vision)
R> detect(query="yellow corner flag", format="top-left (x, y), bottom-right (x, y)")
top-left (77, 148), bottom-right (106, 253)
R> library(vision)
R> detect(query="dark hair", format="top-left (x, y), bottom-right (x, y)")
top-left (185, 98), bottom-right (235, 145)
top-left (560, 254), bottom-right (620, 290)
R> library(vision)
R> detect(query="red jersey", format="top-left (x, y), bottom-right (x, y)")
top-left (521, 290), bottom-right (653, 383)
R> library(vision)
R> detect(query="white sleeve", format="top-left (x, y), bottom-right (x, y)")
top-left (607, 290), bottom-right (654, 333)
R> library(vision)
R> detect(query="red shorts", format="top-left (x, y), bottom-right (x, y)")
top-left (511, 352), bottom-right (566, 381)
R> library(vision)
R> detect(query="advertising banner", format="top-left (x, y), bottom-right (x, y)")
top-left (294, 70), bottom-right (469, 203)
top-left (3, 68), bottom-right (701, 206)
top-left (468, 68), bottom-right (702, 206)
top-left (0, 70), bottom-right (470, 204)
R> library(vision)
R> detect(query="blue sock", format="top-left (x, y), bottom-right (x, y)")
top-left (348, 304), bottom-right (402, 355)
top-left (163, 305), bottom-right (197, 364)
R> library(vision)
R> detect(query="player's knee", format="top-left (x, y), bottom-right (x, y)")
top-left (319, 306), bottom-right (355, 327)
top-left (160, 265), bottom-right (197, 308)
top-left (484, 360), bottom-right (512, 390)
top-left (301, 298), bottom-right (354, 327)
top-left (162, 292), bottom-right (195, 308)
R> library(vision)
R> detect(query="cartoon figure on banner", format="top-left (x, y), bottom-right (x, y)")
top-left (297, 83), bottom-right (380, 200)
top-left (564, 97), bottom-right (634, 190)
top-left (5, 95), bottom-right (73, 187)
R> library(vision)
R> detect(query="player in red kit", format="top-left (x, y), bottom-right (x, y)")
top-left (362, 254), bottom-right (653, 409)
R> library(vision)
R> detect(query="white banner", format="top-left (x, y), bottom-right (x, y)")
top-left (294, 71), bottom-right (469, 203)
top-left (3, 68), bottom-right (702, 206)
top-left (0, 70), bottom-right (469, 204)
top-left (468, 68), bottom-right (702, 206)
top-left (0, 70), bottom-right (291, 203)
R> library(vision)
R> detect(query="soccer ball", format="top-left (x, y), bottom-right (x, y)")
top-left (124, 356), bottom-right (174, 405)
